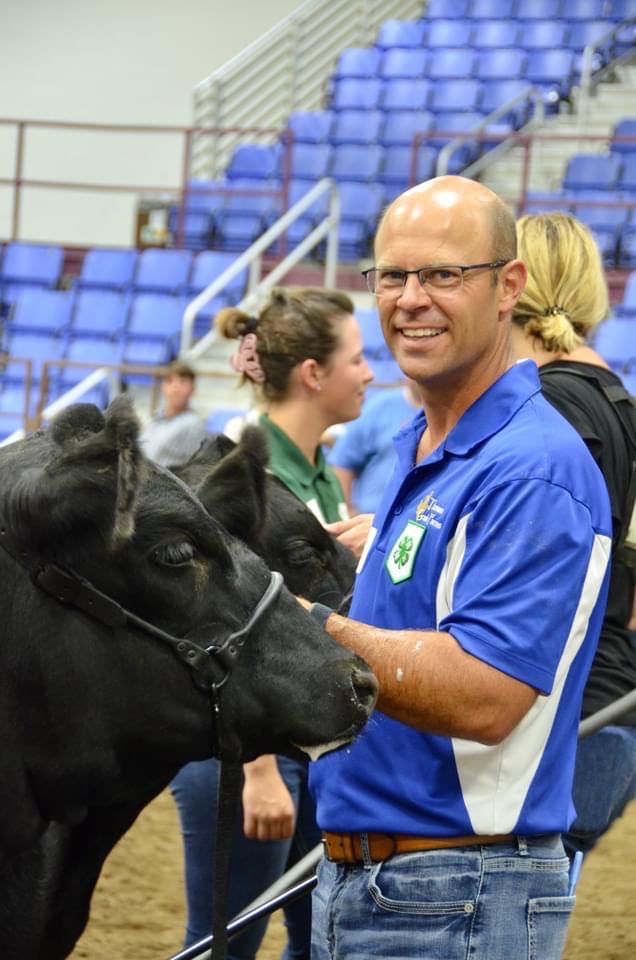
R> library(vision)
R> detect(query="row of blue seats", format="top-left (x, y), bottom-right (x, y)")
top-left (0, 245), bottom-right (248, 299)
top-left (403, 0), bottom-right (635, 25)
top-left (363, 16), bottom-right (633, 54)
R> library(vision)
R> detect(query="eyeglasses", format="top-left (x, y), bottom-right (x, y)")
top-left (362, 261), bottom-right (510, 296)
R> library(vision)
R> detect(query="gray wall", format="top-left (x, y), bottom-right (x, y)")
top-left (0, 0), bottom-right (303, 246)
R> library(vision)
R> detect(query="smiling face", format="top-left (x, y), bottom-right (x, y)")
top-left (314, 313), bottom-right (374, 425)
top-left (374, 178), bottom-right (526, 412)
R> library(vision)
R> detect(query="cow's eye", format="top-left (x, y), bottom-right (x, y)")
top-left (286, 540), bottom-right (319, 566)
top-left (153, 541), bottom-right (195, 566)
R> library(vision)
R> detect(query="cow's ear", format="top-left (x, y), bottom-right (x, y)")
top-left (13, 397), bottom-right (147, 551)
top-left (195, 426), bottom-right (269, 543)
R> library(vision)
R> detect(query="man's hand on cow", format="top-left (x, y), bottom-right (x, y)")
top-left (325, 513), bottom-right (374, 559)
top-left (242, 755), bottom-right (295, 841)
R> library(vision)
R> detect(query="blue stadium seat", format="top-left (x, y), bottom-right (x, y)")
top-left (356, 308), bottom-right (390, 360)
top-left (567, 21), bottom-right (615, 66)
top-left (0, 386), bottom-right (30, 437)
top-left (516, 0), bottom-right (561, 16)
top-left (611, 118), bottom-right (636, 154)
top-left (381, 78), bottom-right (432, 111)
top-left (428, 113), bottom-right (485, 171)
top-left (379, 145), bottom-right (438, 198)
top-left (331, 78), bottom-right (383, 110)
top-left (221, 179), bottom-right (283, 220)
top-left (225, 144), bottom-right (282, 181)
top-left (330, 110), bottom-right (384, 146)
top-left (70, 289), bottom-right (129, 338)
top-left (475, 49), bottom-right (527, 82)
top-left (480, 80), bottom-right (533, 127)
top-left (76, 247), bottom-right (138, 291)
top-left (469, 0), bottom-right (516, 16)
top-left (593, 317), bottom-right (636, 367)
top-left (330, 145), bottom-right (384, 182)
top-left (380, 110), bottom-right (434, 147)
top-left (380, 49), bottom-right (429, 79)
top-left (518, 19), bottom-right (569, 51)
top-left (7, 289), bottom-right (73, 335)
top-left (4, 332), bottom-right (66, 384)
top-left (211, 211), bottom-right (265, 252)
top-left (426, 48), bottom-right (477, 80)
top-left (425, 0), bottom-right (470, 16)
top-left (428, 80), bottom-right (482, 114)
top-left (617, 155), bottom-right (636, 192)
top-left (288, 143), bottom-right (333, 180)
top-left (561, 0), bottom-right (608, 20)
top-left (471, 19), bottom-right (519, 48)
top-left (127, 294), bottom-right (184, 341)
top-left (571, 196), bottom-right (630, 233)
top-left (338, 182), bottom-right (384, 228)
top-left (607, 0), bottom-right (636, 18)
top-left (187, 250), bottom-right (248, 301)
top-left (525, 49), bottom-right (576, 107)
top-left (333, 48), bottom-right (382, 79)
top-left (286, 111), bottom-right (334, 144)
top-left (62, 336), bottom-right (123, 387)
top-left (168, 209), bottom-right (214, 251)
top-left (425, 19), bottom-right (473, 48)
top-left (562, 154), bottom-right (622, 191)
top-left (121, 337), bottom-right (174, 378)
top-left (0, 242), bottom-right (64, 289)
top-left (131, 249), bottom-right (193, 295)
top-left (521, 191), bottom-right (573, 214)
top-left (614, 270), bottom-right (636, 316)
top-left (375, 19), bottom-right (426, 49)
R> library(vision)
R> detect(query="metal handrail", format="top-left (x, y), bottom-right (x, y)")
top-left (191, 0), bottom-right (423, 177)
top-left (578, 17), bottom-right (636, 131)
top-left (180, 177), bottom-right (341, 361)
top-left (436, 87), bottom-right (545, 179)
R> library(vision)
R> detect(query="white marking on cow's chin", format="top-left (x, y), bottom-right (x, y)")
top-left (293, 737), bottom-right (353, 762)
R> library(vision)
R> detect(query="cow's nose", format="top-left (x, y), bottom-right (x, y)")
top-left (351, 664), bottom-right (379, 715)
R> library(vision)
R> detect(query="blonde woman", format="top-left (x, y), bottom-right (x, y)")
top-left (172, 287), bottom-right (373, 959)
top-left (512, 211), bottom-right (636, 863)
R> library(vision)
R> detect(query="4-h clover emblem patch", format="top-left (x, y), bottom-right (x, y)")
top-left (386, 520), bottom-right (426, 584)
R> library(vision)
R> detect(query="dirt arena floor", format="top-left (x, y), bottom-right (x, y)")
top-left (71, 790), bottom-right (636, 960)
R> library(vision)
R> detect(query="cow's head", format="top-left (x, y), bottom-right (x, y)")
top-left (0, 399), bottom-right (376, 848)
top-left (173, 428), bottom-right (357, 607)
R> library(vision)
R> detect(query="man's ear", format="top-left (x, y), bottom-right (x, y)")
top-left (498, 259), bottom-right (527, 319)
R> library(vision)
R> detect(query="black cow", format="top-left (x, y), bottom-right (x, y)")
top-left (172, 428), bottom-right (357, 609)
top-left (0, 398), bottom-right (377, 960)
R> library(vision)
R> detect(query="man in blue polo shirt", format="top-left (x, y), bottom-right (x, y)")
top-left (306, 176), bottom-right (612, 960)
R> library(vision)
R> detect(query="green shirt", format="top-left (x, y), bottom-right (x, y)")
top-left (259, 414), bottom-right (348, 525)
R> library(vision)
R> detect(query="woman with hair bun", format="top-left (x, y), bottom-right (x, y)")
top-left (511, 211), bottom-right (636, 865)
top-left (171, 286), bottom-right (373, 959)
top-left (218, 286), bottom-right (374, 524)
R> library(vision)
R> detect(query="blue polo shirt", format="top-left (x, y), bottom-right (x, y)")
top-left (310, 361), bottom-right (612, 837)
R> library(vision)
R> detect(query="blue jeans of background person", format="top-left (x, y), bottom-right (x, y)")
top-left (311, 835), bottom-right (574, 960)
top-left (564, 725), bottom-right (636, 858)
top-left (171, 754), bottom-right (320, 960)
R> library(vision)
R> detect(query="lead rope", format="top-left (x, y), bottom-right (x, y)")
top-left (210, 760), bottom-right (243, 960)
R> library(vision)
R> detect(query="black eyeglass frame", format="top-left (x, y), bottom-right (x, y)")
top-left (361, 260), bottom-right (511, 294)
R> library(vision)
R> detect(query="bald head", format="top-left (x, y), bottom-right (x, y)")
top-left (376, 176), bottom-right (517, 265)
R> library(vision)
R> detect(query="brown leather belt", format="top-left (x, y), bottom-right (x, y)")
top-left (323, 830), bottom-right (516, 864)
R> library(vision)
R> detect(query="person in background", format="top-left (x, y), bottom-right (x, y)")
top-left (303, 176), bottom-right (612, 960)
top-left (170, 286), bottom-right (373, 959)
top-left (139, 360), bottom-right (207, 467)
top-left (328, 377), bottom-right (421, 515)
top-left (511, 211), bottom-right (636, 861)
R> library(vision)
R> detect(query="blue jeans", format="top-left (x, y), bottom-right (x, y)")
top-left (564, 725), bottom-right (636, 858)
top-left (311, 835), bottom-right (574, 960)
top-left (171, 755), bottom-right (320, 960)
